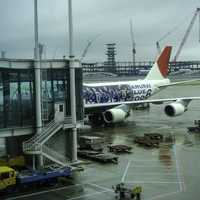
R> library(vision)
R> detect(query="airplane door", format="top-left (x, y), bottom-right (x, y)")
top-left (54, 102), bottom-right (65, 122)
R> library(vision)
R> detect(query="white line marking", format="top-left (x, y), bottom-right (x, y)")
top-left (66, 190), bottom-right (110, 200)
top-left (129, 165), bottom-right (175, 168)
top-left (131, 160), bottom-right (173, 163)
top-left (149, 191), bottom-right (180, 200)
top-left (88, 183), bottom-right (113, 192)
top-left (121, 160), bottom-right (131, 183)
top-left (130, 160), bottom-right (160, 162)
top-left (126, 181), bottom-right (183, 184)
top-left (5, 184), bottom-right (82, 200)
top-left (5, 182), bottom-right (112, 200)
top-left (173, 144), bottom-right (183, 192)
top-left (127, 172), bottom-right (177, 176)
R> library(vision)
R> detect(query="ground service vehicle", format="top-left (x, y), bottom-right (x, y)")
top-left (0, 166), bottom-right (17, 191)
top-left (0, 166), bottom-right (71, 192)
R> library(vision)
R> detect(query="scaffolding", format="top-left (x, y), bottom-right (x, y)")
top-left (105, 43), bottom-right (117, 73)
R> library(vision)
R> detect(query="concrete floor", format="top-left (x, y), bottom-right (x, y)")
top-left (3, 136), bottom-right (192, 200)
top-left (3, 83), bottom-right (200, 200)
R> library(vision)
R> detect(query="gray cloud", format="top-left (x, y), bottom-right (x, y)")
top-left (0, 0), bottom-right (200, 62)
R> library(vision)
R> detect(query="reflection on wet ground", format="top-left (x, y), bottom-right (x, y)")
top-left (4, 122), bottom-right (200, 200)
top-left (3, 83), bottom-right (200, 200)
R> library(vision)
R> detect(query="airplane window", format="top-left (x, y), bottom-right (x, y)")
top-left (59, 104), bottom-right (63, 112)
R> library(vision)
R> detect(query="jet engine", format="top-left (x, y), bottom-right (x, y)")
top-left (164, 100), bottom-right (189, 117)
top-left (103, 104), bottom-right (130, 123)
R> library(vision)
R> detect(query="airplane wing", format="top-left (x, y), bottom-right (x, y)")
top-left (159, 79), bottom-right (200, 88)
top-left (84, 96), bottom-right (200, 110)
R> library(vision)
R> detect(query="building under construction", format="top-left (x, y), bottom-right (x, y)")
top-left (104, 43), bottom-right (117, 74)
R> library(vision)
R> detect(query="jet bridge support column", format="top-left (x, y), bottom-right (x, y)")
top-left (69, 60), bottom-right (80, 163)
top-left (34, 0), bottom-right (43, 167)
top-left (68, 0), bottom-right (78, 163)
top-left (34, 0), bottom-right (42, 135)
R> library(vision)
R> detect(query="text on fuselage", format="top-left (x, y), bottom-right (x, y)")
top-left (83, 83), bottom-right (152, 104)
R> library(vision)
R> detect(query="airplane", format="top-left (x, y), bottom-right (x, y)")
top-left (83, 46), bottom-right (200, 126)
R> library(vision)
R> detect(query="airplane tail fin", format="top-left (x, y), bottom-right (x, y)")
top-left (145, 46), bottom-right (172, 80)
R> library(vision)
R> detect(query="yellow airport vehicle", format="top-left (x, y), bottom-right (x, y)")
top-left (0, 166), bottom-right (16, 191)
top-left (0, 165), bottom-right (71, 192)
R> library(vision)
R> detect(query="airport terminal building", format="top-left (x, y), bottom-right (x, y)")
top-left (0, 58), bottom-right (83, 166)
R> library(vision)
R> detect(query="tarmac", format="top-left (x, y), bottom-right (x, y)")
top-left (2, 80), bottom-right (200, 200)
top-left (3, 123), bottom-right (200, 200)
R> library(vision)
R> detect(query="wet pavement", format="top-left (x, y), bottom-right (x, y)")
top-left (3, 83), bottom-right (200, 200)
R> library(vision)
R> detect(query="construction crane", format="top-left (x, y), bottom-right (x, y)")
top-left (173, 7), bottom-right (200, 61)
top-left (129, 20), bottom-right (136, 65)
top-left (156, 19), bottom-right (186, 54)
top-left (156, 31), bottom-right (173, 54)
top-left (80, 34), bottom-right (100, 61)
top-left (156, 41), bottom-right (161, 54)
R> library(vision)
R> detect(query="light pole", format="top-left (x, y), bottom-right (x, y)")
top-left (68, 0), bottom-right (77, 162)
top-left (34, 0), bottom-right (43, 167)
top-left (34, 0), bottom-right (42, 134)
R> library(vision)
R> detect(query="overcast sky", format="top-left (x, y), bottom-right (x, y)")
top-left (0, 0), bottom-right (200, 62)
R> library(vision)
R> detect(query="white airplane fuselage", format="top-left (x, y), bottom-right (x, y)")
top-left (83, 46), bottom-right (200, 125)
top-left (83, 79), bottom-right (170, 105)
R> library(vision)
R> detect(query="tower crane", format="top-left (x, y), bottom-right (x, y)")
top-left (156, 31), bottom-right (173, 54)
top-left (129, 20), bottom-right (136, 65)
top-left (173, 8), bottom-right (200, 61)
top-left (156, 17), bottom-right (187, 54)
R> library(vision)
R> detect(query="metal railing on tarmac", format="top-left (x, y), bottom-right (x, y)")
top-left (23, 116), bottom-right (75, 152)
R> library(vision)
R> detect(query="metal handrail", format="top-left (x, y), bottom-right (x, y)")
top-left (42, 145), bottom-right (70, 164)
top-left (23, 116), bottom-right (75, 153)
top-left (23, 119), bottom-right (58, 145)
top-left (23, 123), bottom-right (63, 152)
top-left (23, 142), bottom-right (71, 167)
top-left (24, 117), bottom-right (73, 145)
top-left (34, 123), bottom-right (59, 143)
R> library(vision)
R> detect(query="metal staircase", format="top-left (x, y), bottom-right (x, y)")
top-left (23, 119), bottom-right (71, 167)
top-left (41, 145), bottom-right (70, 167)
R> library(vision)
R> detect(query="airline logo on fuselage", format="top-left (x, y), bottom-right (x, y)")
top-left (83, 83), bottom-right (152, 104)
